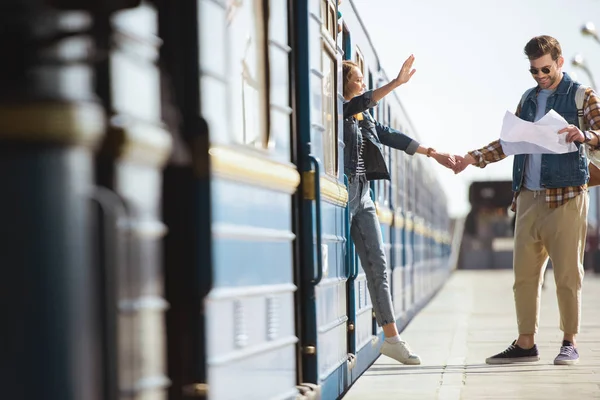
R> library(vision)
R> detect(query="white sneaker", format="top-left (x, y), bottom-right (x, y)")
top-left (380, 340), bottom-right (421, 365)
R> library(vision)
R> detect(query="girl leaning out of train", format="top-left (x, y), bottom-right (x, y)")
top-left (343, 55), bottom-right (456, 365)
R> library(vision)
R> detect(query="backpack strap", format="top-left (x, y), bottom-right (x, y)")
top-left (576, 85), bottom-right (599, 174)
top-left (520, 85), bottom-right (587, 129)
top-left (575, 84), bottom-right (588, 131)
top-left (519, 87), bottom-right (536, 111)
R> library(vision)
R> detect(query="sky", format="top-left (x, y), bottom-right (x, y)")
top-left (350, 0), bottom-right (600, 217)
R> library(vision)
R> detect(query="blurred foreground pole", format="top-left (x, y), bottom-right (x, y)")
top-left (0, 1), bottom-right (141, 399)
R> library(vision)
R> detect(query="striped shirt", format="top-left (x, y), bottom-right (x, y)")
top-left (356, 131), bottom-right (366, 175)
top-left (468, 87), bottom-right (600, 211)
top-left (354, 112), bottom-right (367, 176)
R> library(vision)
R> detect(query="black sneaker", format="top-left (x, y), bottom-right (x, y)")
top-left (485, 340), bottom-right (540, 364)
top-left (554, 340), bottom-right (579, 365)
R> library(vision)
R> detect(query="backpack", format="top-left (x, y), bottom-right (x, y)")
top-left (575, 86), bottom-right (600, 186)
top-left (519, 85), bottom-right (600, 186)
top-left (518, 85), bottom-right (587, 125)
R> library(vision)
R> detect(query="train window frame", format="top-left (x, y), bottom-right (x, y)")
top-left (320, 0), bottom-right (339, 178)
top-left (321, 0), bottom-right (338, 41)
top-left (226, 0), bottom-right (270, 149)
top-left (342, 23), bottom-right (351, 60)
top-left (355, 48), bottom-right (365, 77)
top-left (321, 43), bottom-right (338, 177)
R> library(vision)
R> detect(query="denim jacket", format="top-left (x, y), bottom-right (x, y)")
top-left (343, 90), bottom-right (420, 180)
top-left (512, 72), bottom-right (588, 191)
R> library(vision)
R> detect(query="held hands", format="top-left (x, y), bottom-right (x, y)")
top-left (558, 124), bottom-right (584, 143)
top-left (394, 54), bottom-right (416, 87)
top-left (425, 148), bottom-right (475, 174)
top-left (429, 150), bottom-right (456, 170)
top-left (452, 154), bottom-right (476, 174)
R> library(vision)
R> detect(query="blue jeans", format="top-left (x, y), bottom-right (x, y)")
top-left (349, 175), bottom-right (395, 326)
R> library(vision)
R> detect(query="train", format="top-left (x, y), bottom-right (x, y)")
top-left (0, 1), bottom-right (460, 399)
top-left (459, 181), bottom-right (515, 270)
top-left (459, 180), bottom-right (600, 273)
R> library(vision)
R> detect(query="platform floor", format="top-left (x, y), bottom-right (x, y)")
top-left (343, 269), bottom-right (600, 400)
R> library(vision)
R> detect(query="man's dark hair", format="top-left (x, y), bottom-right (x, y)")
top-left (524, 35), bottom-right (562, 61)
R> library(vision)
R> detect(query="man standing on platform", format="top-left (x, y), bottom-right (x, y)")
top-left (453, 35), bottom-right (600, 365)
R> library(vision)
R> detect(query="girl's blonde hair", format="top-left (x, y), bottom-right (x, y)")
top-left (342, 60), bottom-right (360, 98)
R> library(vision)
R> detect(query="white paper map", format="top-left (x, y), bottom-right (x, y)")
top-left (499, 109), bottom-right (578, 156)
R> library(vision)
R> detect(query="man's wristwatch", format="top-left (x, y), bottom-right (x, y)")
top-left (583, 130), bottom-right (593, 143)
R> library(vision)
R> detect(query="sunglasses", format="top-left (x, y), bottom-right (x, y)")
top-left (529, 66), bottom-right (552, 75)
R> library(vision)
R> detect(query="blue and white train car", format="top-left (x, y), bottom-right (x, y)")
top-left (161, 1), bottom-right (300, 399)
top-left (293, 1), bottom-right (456, 398)
top-left (0, 1), bottom-right (458, 400)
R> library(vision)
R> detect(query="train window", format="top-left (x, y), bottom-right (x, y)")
top-left (406, 154), bottom-right (414, 214)
top-left (377, 147), bottom-right (389, 205)
top-left (355, 48), bottom-right (364, 75)
top-left (322, 46), bottom-right (337, 176)
top-left (318, 0), bottom-right (339, 177)
top-left (378, 96), bottom-right (385, 122)
top-left (267, 0), bottom-right (291, 155)
top-left (395, 119), bottom-right (406, 210)
top-left (397, 152), bottom-right (406, 210)
top-left (321, 0), bottom-right (337, 39)
top-left (330, 3), bottom-right (336, 37)
top-left (228, 0), bottom-right (269, 148)
top-left (342, 24), bottom-right (351, 60)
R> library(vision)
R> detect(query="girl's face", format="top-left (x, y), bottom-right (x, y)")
top-left (346, 67), bottom-right (366, 99)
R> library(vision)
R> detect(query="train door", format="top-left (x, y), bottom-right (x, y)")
top-left (295, 0), bottom-right (352, 398)
top-left (161, 1), bottom-right (300, 399)
top-left (0, 4), bottom-right (106, 399)
top-left (412, 160), bottom-right (424, 305)
top-left (340, 20), bottom-right (362, 382)
top-left (372, 95), bottom-right (393, 338)
top-left (157, 1), bottom-right (206, 399)
top-left (415, 161), bottom-right (426, 305)
top-left (341, 18), bottom-right (356, 356)
top-left (338, 51), bottom-right (380, 381)
top-left (339, 24), bottom-right (361, 384)
top-left (94, 3), bottom-right (173, 399)
top-left (404, 151), bottom-right (415, 312)
top-left (392, 122), bottom-right (407, 321)
top-left (367, 67), bottom-right (377, 343)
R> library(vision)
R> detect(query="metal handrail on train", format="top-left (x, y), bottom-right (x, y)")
top-left (308, 155), bottom-right (323, 284)
top-left (89, 186), bottom-right (130, 400)
top-left (344, 174), bottom-right (354, 279)
top-left (344, 176), bottom-right (360, 280)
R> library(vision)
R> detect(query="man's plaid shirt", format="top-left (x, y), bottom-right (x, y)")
top-left (468, 87), bottom-right (600, 211)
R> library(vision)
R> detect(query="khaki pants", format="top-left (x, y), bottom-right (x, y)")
top-left (513, 189), bottom-right (588, 335)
